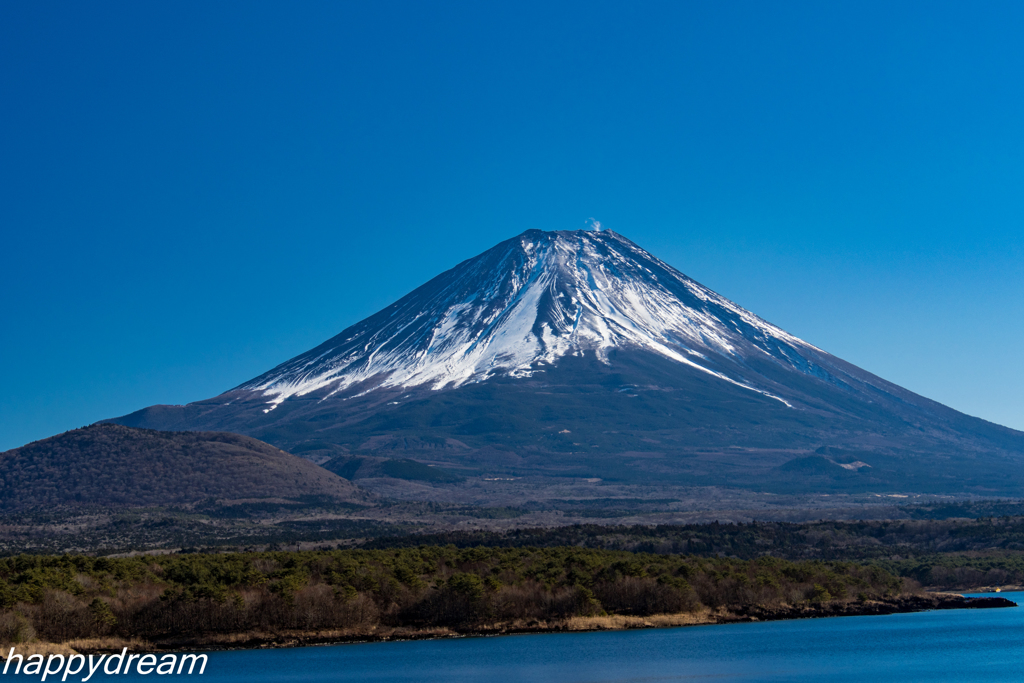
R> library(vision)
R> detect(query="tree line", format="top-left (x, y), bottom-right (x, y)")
top-left (0, 547), bottom-right (903, 646)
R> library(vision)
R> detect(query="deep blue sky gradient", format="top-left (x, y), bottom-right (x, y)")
top-left (2, 1), bottom-right (1023, 450)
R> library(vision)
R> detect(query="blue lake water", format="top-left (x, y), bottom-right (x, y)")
top-left (118, 593), bottom-right (1021, 682)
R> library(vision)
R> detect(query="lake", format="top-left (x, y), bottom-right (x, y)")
top-left (121, 592), bottom-right (1021, 682)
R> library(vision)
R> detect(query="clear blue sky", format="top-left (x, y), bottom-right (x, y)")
top-left (2, 1), bottom-right (1023, 451)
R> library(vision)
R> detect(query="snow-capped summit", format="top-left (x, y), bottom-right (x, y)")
top-left (240, 229), bottom-right (823, 410)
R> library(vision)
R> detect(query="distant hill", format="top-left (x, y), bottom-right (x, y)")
top-left (322, 455), bottom-right (467, 483)
top-left (0, 424), bottom-right (370, 510)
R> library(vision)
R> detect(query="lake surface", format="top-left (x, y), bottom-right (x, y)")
top-left (127, 592), bottom-right (1022, 682)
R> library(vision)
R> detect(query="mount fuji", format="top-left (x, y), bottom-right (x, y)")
top-left (111, 229), bottom-right (1024, 496)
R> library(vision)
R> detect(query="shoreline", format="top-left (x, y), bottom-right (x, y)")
top-left (8, 592), bottom-right (1011, 658)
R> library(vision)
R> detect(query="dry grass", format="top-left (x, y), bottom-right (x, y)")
top-left (62, 637), bottom-right (153, 653)
top-left (0, 636), bottom-right (156, 660)
top-left (566, 608), bottom-right (718, 631)
top-left (0, 641), bottom-right (79, 660)
top-left (147, 626), bottom-right (459, 649)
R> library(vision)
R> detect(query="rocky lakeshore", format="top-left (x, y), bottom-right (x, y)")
top-left (735, 593), bottom-right (1016, 622)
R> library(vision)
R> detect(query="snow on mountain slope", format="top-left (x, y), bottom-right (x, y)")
top-left (240, 229), bottom-right (828, 411)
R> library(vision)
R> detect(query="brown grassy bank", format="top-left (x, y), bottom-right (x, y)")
top-left (4, 594), bottom-right (1014, 656)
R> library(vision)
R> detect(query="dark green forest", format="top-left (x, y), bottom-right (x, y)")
top-left (0, 547), bottom-right (902, 647)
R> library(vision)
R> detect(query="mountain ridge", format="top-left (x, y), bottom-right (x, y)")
top-left (109, 229), bottom-right (1024, 497)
